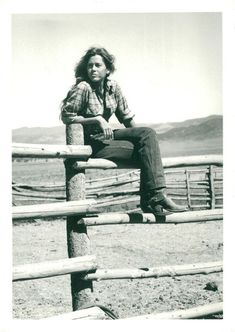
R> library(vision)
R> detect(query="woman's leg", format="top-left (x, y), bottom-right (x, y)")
top-left (91, 127), bottom-right (165, 190)
top-left (90, 127), bottom-right (187, 213)
top-left (114, 127), bottom-right (166, 192)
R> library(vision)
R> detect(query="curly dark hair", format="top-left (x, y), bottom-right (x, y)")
top-left (74, 46), bottom-right (116, 80)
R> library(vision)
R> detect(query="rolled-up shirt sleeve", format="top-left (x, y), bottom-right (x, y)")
top-left (114, 83), bottom-right (135, 124)
top-left (61, 82), bottom-right (88, 123)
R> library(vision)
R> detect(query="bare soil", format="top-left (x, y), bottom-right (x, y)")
top-left (13, 217), bottom-right (223, 319)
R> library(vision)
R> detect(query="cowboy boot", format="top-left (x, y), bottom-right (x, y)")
top-left (141, 188), bottom-right (188, 214)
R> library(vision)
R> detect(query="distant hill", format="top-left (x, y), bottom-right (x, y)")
top-left (12, 126), bottom-right (66, 144)
top-left (157, 116), bottom-right (222, 141)
top-left (12, 115), bottom-right (222, 144)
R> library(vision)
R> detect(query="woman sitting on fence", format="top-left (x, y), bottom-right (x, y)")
top-left (60, 46), bottom-right (188, 215)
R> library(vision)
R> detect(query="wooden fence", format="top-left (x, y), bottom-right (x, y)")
top-left (12, 124), bottom-right (223, 319)
top-left (12, 155), bottom-right (223, 212)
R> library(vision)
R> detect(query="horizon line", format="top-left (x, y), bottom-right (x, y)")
top-left (12, 114), bottom-right (222, 130)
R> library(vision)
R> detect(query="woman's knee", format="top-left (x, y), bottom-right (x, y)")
top-left (138, 127), bottom-right (157, 139)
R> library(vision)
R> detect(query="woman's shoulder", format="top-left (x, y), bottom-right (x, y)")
top-left (106, 79), bottom-right (121, 92)
top-left (107, 78), bottom-right (118, 86)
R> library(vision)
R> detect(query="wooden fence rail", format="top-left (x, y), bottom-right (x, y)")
top-left (12, 202), bottom-right (223, 223)
top-left (12, 142), bottom-right (92, 159)
top-left (44, 306), bottom-right (108, 320)
top-left (12, 143), bottom-right (222, 168)
top-left (125, 302), bottom-right (223, 320)
top-left (13, 255), bottom-right (97, 281)
top-left (12, 199), bottom-right (97, 220)
top-left (82, 261), bottom-right (223, 281)
top-left (80, 209), bottom-right (223, 226)
top-left (13, 258), bottom-right (222, 282)
top-left (44, 302), bottom-right (223, 320)
top-left (73, 154), bottom-right (223, 170)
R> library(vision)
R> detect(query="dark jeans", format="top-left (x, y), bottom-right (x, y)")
top-left (88, 127), bottom-right (166, 199)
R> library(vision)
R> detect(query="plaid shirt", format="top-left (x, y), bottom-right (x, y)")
top-left (61, 78), bottom-right (135, 140)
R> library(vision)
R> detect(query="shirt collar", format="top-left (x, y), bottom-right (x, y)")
top-left (106, 79), bottom-right (114, 94)
top-left (76, 76), bottom-right (114, 94)
top-left (90, 78), bottom-right (114, 94)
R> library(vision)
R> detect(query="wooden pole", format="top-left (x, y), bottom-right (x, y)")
top-left (13, 255), bottom-right (97, 281)
top-left (44, 307), bottom-right (107, 320)
top-left (44, 302), bottom-right (223, 320)
top-left (83, 261), bottom-right (222, 281)
top-left (185, 169), bottom-right (191, 209)
top-left (65, 123), bottom-right (93, 311)
top-left (125, 302), bottom-right (223, 319)
top-left (12, 142), bottom-right (92, 159)
top-left (73, 154), bottom-right (223, 170)
top-left (12, 199), bottom-right (97, 220)
top-left (81, 209), bottom-right (223, 226)
top-left (209, 165), bottom-right (216, 209)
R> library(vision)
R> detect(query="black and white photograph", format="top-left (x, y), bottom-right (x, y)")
top-left (1, 1), bottom-right (235, 330)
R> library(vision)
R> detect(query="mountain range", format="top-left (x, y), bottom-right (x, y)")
top-left (12, 114), bottom-right (222, 145)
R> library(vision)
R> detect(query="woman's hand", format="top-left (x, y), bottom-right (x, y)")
top-left (95, 116), bottom-right (114, 140)
top-left (61, 114), bottom-right (114, 140)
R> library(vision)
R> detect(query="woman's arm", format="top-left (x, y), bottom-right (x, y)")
top-left (123, 118), bottom-right (137, 128)
top-left (62, 114), bottom-right (100, 125)
top-left (62, 115), bottom-right (114, 140)
top-left (114, 82), bottom-right (136, 128)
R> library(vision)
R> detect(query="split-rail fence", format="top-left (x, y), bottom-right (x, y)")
top-left (12, 123), bottom-right (223, 319)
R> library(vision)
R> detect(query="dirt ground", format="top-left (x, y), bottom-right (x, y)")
top-left (12, 216), bottom-right (223, 319)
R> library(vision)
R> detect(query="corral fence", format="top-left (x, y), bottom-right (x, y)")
top-left (12, 123), bottom-right (223, 319)
top-left (12, 163), bottom-right (223, 212)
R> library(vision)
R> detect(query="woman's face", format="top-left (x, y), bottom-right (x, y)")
top-left (87, 55), bottom-right (109, 84)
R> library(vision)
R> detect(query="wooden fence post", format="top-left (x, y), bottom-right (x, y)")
top-left (209, 165), bottom-right (215, 209)
top-left (65, 123), bottom-right (93, 311)
top-left (185, 169), bottom-right (191, 209)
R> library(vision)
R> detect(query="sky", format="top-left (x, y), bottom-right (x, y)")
top-left (11, 12), bottom-right (222, 128)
